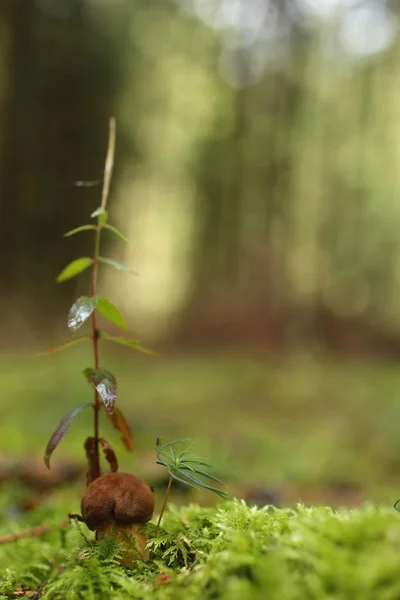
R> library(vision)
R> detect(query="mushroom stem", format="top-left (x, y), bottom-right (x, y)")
top-left (96, 522), bottom-right (149, 564)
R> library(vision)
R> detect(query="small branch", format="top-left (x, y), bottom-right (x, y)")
top-left (0, 520), bottom-right (69, 545)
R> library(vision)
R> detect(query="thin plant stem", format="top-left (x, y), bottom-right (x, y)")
top-left (101, 117), bottom-right (116, 211)
top-left (149, 475), bottom-right (173, 561)
top-left (154, 475), bottom-right (173, 539)
top-left (90, 117), bottom-right (116, 481)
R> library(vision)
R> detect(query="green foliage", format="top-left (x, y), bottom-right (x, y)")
top-left (42, 119), bottom-right (153, 469)
top-left (3, 498), bottom-right (400, 599)
top-left (153, 440), bottom-right (228, 545)
top-left (56, 258), bottom-right (93, 283)
top-left (155, 439), bottom-right (228, 498)
top-left (0, 488), bottom-right (80, 598)
top-left (95, 297), bottom-right (128, 331)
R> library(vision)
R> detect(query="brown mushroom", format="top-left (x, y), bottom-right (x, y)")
top-left (81, 472), bottom-right (154, 564)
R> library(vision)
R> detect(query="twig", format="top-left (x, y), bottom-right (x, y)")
top-left (12, 579), bottom-right (48, 598)
top-left (29, 580), bottom-right (48, 600)
top-left (0, 520), bottom-right (69, 545)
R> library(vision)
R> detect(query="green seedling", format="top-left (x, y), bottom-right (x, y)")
top-left (41, 118), bottom-right (156, 480)
top-left (154, 438), bottom-right (228, 538)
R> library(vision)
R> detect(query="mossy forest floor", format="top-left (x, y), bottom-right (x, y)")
top-left (2, 493), bottom-right (400, 599)
top-left (2, 349), bottom-right (400, 597)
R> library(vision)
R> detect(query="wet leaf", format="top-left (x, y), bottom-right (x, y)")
top-left (96, 297), bottom-right (128, 331)
top-left (98, 257), bottom-right (132, 272)
top-left (99, 438), bottom-right (118, 472)
top-left (64, 225), bottom-right (96, 237)
top-left (68, 297), bottom-right (98, 332)
top-left (106, 406), bottom-right (134, 451)
top-left (44, 403), bottom-right (91, 469)
top-left (37, 336), bottom-right (90, 355)
top-left (83, 367), bottom-right (117, 413)
top-left (103, 223), bottom-right (129, 242)
top-left (101, 333), bottom-right (158, 355)
top-left (56, 258), bottom-right (93, 283)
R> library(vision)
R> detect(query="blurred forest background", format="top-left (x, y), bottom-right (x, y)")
top-left (2, 0), bottom-right (400, 509)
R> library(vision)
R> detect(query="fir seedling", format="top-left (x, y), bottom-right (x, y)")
top-left (41, 118), bottom-right (155, 481)
top-left (154, 438), bottom-right (228, 538)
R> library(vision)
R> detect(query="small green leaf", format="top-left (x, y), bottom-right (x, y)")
top-left (181, 465), bottom-right (226, 486)
top-left (96, 297), bottom-right (128, 331)
top-left (84, 367), bottom-right (117, 413)
top-left (167, 470), bottom-right (198, 490)
top-left (56, 258), bottom-right (93, 283)
top-left (64, 225), bottom-right (96, 237)
top-left (37, 335), bottom-right (91, 355)
top-left (98, 257), bottom-right (131, 272)
top-left (44, 403), bottom-right (91, 469)
top-left (101, 333), bottom-right (158, 355)
top-left (68, 296), bottom-right (99, 332)
top-left (103, 223), bottom-right (129, 242)
top-left (91, 207), bottom-right (108, 225)
top-left (171, 470), bottom-right (228, 498)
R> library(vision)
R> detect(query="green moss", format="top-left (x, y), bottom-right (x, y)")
top-left (2, 497), bottom-right (400, 599)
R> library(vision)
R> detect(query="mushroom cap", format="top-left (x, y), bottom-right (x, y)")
top-left (81, 472), bottom-right (154, 531)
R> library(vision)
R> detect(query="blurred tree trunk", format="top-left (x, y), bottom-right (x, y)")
top-left (0, 0), bottom-right (121, 340)
top-left (190, 87), bottom-right (245, 291)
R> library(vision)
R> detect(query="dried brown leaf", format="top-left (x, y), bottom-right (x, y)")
top-left (99, 438), bottom-right (118, 472)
